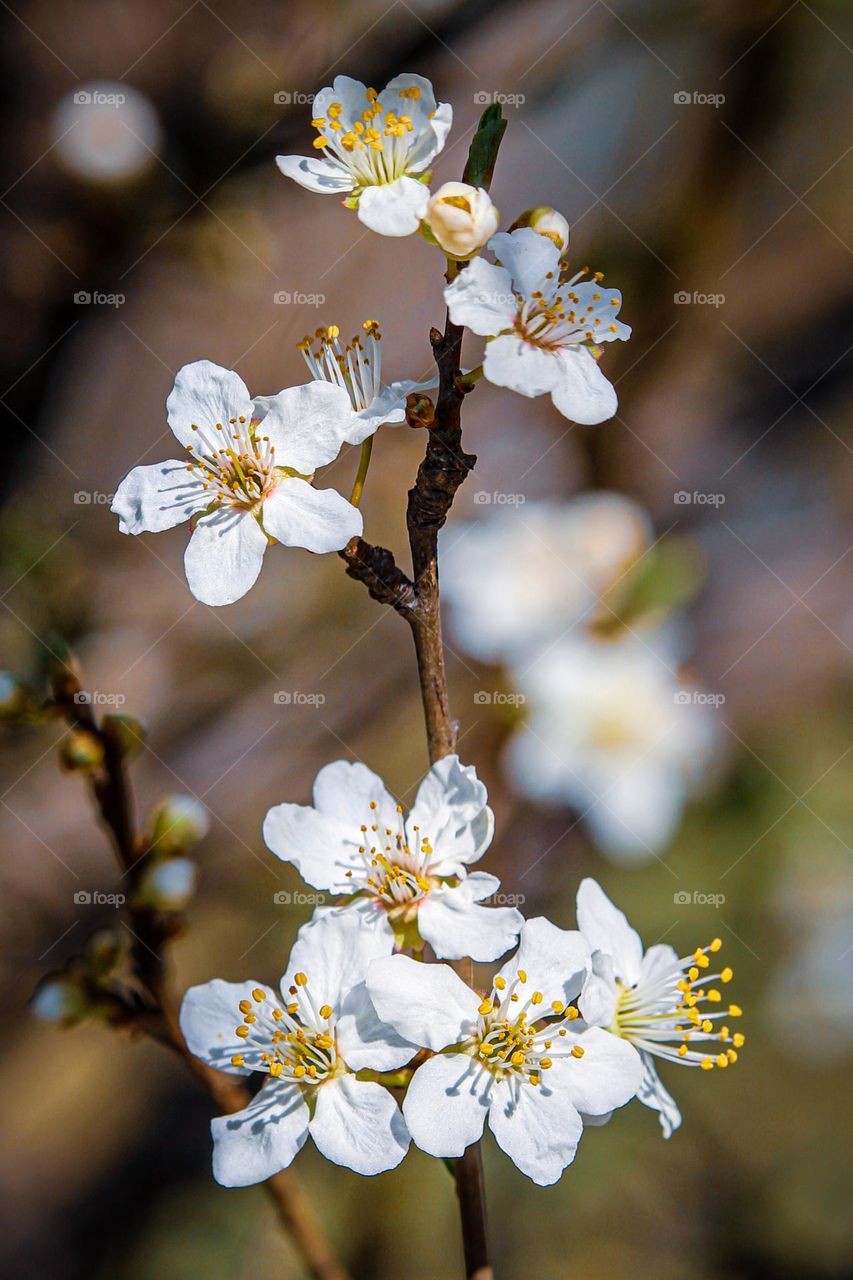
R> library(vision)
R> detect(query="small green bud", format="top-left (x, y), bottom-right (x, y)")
top-left (0, 672), bottom-right (31, 721)
top-left (510, 206), bottom-right (570, 253)
top-left (84, 927), bottom-right (127, 977)
top-left (149, 795), bottom-right (210, 855)
top-left (134, 857), bottom-right (197, 911)
top-left (59, 728), bottom-right (105, 772)
top-left (102, 713), bottom-right (147, 760)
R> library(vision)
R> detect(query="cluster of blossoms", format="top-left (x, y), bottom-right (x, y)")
top-left (104, 72), bottom-right (743, 1204)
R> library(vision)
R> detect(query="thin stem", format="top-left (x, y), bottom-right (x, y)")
top-left (349, 436), bottom-right (373, 508)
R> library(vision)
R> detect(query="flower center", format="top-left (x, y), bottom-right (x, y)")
top-left (471, 970), bottom-right (583, 1086)
top-left (298, 321), bottom-right (382, 413)
top-left (612, 937), bottom-right (744, 1071)
top-left (185, 416), bottom-right (276, 511)
top-left (310, 85), bottom-right (422, 188)
top-left (514, 269), bottom-right (622, 351)
top-left (229, 976), bottom-right (341, 1085)
top-left (343, 798), bottom-right (435, 909)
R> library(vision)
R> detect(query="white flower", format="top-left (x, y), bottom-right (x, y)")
top-left (425, 181), bottom-right (500, 259)
top-left (263, 755), bottom-right (522, 961)
top-left (441, 494), bottom-right (652, 664)
top-left (298, 321), bottom-right (436, 446)
top-left (179, 909), bottom-right (411, 1183)
top-left (505, 635), bottom-right (720, 860)
top-left (511, 206), bottom-right (570, 253)
top-left (111, 360), bottom-right (362, 607)
top-left (276, 74), bottom-right (452, 237)
top-left (444, 227), bottom-right (630, 424)
top-left (366, 917), bottom-right (642, 1185)
top-left (577, 878), bottom-right (744, 1138)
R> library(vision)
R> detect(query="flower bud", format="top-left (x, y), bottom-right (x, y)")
top-left (102, 713), bottom-right (147, 760)
top-left (84, 927), bottom-right (128, 977)
top-left (511, 206), bottom-right (570, 253)
top-left (424, 182), bottom-right (499, 259)
top-left (31, 974), bottom-right (87, 1026)
top-left (59, 728), bottom-right (105, 772)
top-left (149, 795), bottom-right (210, 855)
top-left (134, 857), bottom-right (197, 911)
top-left (0, 672), bottom-right (31, 721)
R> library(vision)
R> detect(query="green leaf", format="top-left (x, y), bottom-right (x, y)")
top-left (463, 104), bottom-right (507, 191)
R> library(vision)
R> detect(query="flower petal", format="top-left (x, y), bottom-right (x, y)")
top-left (408, 754), bottom-right (494, 874)
top-left (576, 878), bottom-right (644, 985)
top-left (180, 977), bottom-right (268, 1074)
top-left (312, 759), bottom-right (399, 829)
top-left (487, 1075), bottom-right (582, 1186)
top-left (366, 954), bottom-right (480, 1050)
top-left (403, 1053), bottom-right (489, 1157)
top-left (166, 360), bottom-right (253, 450)
top-left (262, 803), bottom-right (362, 892)
top-left (488, 227), bottom-right (561, 299)
top-left (638, 1051), bottom-right (682, 1138)
top-left (552, 1025), bottom-right (643, 1116)
top-left (280, 906), bottom-right (393, 1015)
top-left (112, 460), bottom-right (205, 534)
top-left (444, 256), bottom-right (515, 336)
top-left (275, 153), bottom-right (354, 193)
top-left (184, 508), bottom-right (267, 606)
top-left (261, 478), bottom-right (362, 553)
top-left (418, 876), bottom-right (522, 962)
top-left (310, 1076), bottom-right (409, 1175)
top-left (255, 381), bottom-right (355, 473)
top-left (578, 949), bottom-right (619, 1027)
top-left (335, 977), bottom-right (416, 1072)
top-left (550, 347), bottom-right (617, 425)
top-left (495, 917), bottom-right (589, 1010)
top-left (483, 333), bottom-right (562, 397)
top-left (357, 176), bottom-right (429, 237)
top-left (211, 1081), bottom-right (310, 1186)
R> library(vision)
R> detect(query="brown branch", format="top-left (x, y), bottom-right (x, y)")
top-left (340, 537), bottom-right (417, 614)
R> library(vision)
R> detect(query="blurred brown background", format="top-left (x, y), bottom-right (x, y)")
top-left (1, 0), bottom-right (851, 1276)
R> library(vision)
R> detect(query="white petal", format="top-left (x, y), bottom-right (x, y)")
top-left (550, 347), bottom-right (617, 425)
top-left (166, 360), bottom-right (253, 450)
top-left (343, 386), bottom-right (407, 446)
top-left (112, 460), bottom-right (205, 534)
top-left (488, 227), bottom-right (561, 298)
top-left (310, 1076), bottom-right (408, 1175)
top-left (418, 877), bottom-right (522, 962)
top-left (444, 256), bottom-right (515, 336)
top-left (256, 381), bottom-right (355, 473)
top-left (281, 906), bottom-right (393, 1015)
top-left (312, 759), bottom-right (399, 829)
top-left (641, 943), bottom-right (680, 983)
top-left (483, 333), bottom-right (562, 398)
top-left (578, 949), bottom-right (619, 1027)
top-left (487, 1075), bottom-right (582, 1186)
top-left (408, 754), bottom-right (494, 874)
top-left (335, 978), bottom-right (416, 1072)
top-left (180, 978), bottom-right (267, 1075)
top-left (275, 153), bottom-right (354, 193)
top-left (313, 76), bottom-right (371, 128)
top-left (211, 1081), bottom-right (309, 1186)
top-left (496, 917), bottom-right (589, 1009)
top-left (366, 954), bottom-right (480, 1050)
top-left (403, 1053), bottom-right (488, 1157)
top-left (184, 509), bottom-right (267, 606)
top-left (576, 878), bottom-right (644, 986)
top-left (553, 1025), bottom-right (643, 1116)
top-left (262, 803), bottom-right (362, 892)
top-left (261, 478), bottom-right (362, 553)
top-left (638, 1051), bottom-right (682, 1138)
top-left (357, 176), bottom-right (429, 237)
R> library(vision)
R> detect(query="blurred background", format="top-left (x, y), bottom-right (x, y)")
top-left (1, 0), bottom-right (851, 1276)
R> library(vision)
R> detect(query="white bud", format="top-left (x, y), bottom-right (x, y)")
top-left (31, 976), bottom-right (86, 1024)
top-left (512, 206), bottom-right (570, 253)
top-left (138, 858), bottom-right (197, 911)
top-left (425, 182), bottom-right (499, 259)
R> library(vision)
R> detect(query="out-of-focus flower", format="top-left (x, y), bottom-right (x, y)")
top-left (31, 974), bottom-right (87, 1025)
top-left (111, 361), bottom-right (361, 607)
top-left (505, 636), bottom-right (720, 860)
top-left (52, 82), bottom-right (162, 184)
top-left (425, 181), bottom-right (499, 259)
top-left (179, 910), bottom-right (411, 1183)
top-left (277, 74), bottom-right (452, 237)
top-left (263, 755), bottom-right (521, 961)
top-left (441, 494), bottom-right (652, 664)
top-left (149, 795), bottom-right (210, 854)
top-left (510, 206), bottom-right (570, 253)
top-left (367, 917), bottom-right (641, 1185)
top-left (135, 858), bottom-right (197, 911)
top-left (445, 227), bottom-right (629, 424)
top-left (298, 321), bottom-right (436, 445)
top-left (577, 878), bottom-right (744, 1136)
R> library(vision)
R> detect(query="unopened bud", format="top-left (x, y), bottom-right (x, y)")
top-left (424, 182), bottom-right (499, 260)
top-left (84, 927), bottom-right (127, 977)
top-left (102, 713), bottom-right (147, 760)
top-left (0, 672), bottom-right (31, 721)
top-left (511, 206), bottom-right (570, 253)
top-left (135, 857), bottom-right (197, 911)
top-left (149, 795), bottom-right (210, 854)
top-left (405, 393), bottom-right (435, 430)
top-left (59, 728), bottom-right (104, 772)
top-left (31, 974), bottom-right (87, 1026)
